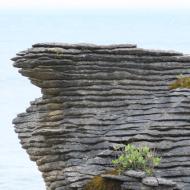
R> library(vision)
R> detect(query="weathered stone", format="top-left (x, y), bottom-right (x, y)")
top-left (121, 181), bottom-right (143, 190)
top-left (142, 177), bottom-right (158, 186)
top-left (123, 170), bottom-right (146, 178)
top-left (157, 177), bottom-right (176, 186)
top-left (101, 174), bottom-right (138, 182)
top-left (12, 43), bottom-right (190, 190)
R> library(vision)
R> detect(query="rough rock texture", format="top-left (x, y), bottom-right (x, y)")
top-left (102, 171), bottom-right (178, 190)
top-left (12, 43), bottom-right (190, 190)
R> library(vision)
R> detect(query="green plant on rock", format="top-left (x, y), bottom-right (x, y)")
top-left (112, 144), bottom-right (161, 176)
top-left (169, 75), bottom-right (190, 89)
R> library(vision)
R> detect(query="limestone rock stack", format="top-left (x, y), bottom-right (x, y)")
top-left (12, 43), bottom-right (190, 190)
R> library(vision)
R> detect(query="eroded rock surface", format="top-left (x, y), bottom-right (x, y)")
top-left (102, 171), bottom-right (178, 190)
top-left (12, 43), bottom-right (190, 190)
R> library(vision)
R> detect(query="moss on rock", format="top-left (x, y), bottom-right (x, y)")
top-left (84, 170), bottom-right (121, 190)
top-left (170, 76), bottom-right (190, 89)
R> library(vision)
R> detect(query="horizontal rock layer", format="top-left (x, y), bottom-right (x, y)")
top-left (102, 171), bottom-right (178, 190)
top-left (12, 43), bottom-right (190, 190)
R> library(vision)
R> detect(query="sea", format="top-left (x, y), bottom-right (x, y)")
top-left (0, 9), bottom-right (190, 190)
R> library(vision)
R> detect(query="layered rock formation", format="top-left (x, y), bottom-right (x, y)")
top-left (12, 43), bottom-right (190, 190)
top-left (102, 170), bottom-right (178, 190)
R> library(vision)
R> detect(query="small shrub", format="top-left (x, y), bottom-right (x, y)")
top-left (112, 144), bottom-right (161, 176)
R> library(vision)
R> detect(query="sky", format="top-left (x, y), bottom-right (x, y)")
top-left (1, 0), bottom-right (190, 10)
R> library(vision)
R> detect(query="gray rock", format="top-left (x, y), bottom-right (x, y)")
top-left (121, 181), bottom-right (143, 190)
top-left (142, 177), bottom-right (158, 186)
top-left (157, 177), bottom-right (176, 186)
top-left (101, 174), bottom-right (138, 182)
top-left (124, 170), bottom-right (146, 178)
top-left (12, 43), bottom-right (190, 190)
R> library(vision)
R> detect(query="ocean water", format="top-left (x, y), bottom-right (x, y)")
top-left (0, 9), bottom-right (190, 190)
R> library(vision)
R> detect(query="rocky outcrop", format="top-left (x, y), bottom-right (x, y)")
top-left (12, 43), bottom-right (190, 190)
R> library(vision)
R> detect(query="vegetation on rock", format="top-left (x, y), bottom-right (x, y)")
top-left (170, 75), bottom-right (190, 89)
top-left (112, 144), bottom-right (161, 176)
top-left (84, 170), bottom-right (121, 190)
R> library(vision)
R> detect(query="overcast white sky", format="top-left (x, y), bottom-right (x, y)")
top-left (1, 0), bottom-right (190, 10)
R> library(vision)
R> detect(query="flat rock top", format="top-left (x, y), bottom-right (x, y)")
top-left (31, 42), bottom-right (182, 55)
top-left (12, 42), bottom-right (187, 63)
top-left (32, 42), bottom-right (137, 49)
